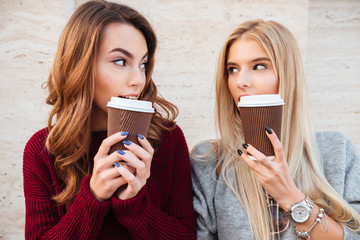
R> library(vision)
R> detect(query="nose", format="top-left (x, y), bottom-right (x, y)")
top-left (127, 67), bottom-right (146, 87)
top-left (236, 70), bottom-right (251, 88)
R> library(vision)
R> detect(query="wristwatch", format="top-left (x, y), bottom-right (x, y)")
top-left (285, 195), bottom-right (314, 223)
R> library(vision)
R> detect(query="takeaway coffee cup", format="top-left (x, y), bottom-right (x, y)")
top-left (107, 97), bottom-right (154, 153)
top-left (237, 94), bottom-right (284, 158)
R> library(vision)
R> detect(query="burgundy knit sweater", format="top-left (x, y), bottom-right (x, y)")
top-left (23, 126), bottom-right (196, 239)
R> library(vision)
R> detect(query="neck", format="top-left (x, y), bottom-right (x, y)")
top-left (91, 105), bottom-right (108, 131)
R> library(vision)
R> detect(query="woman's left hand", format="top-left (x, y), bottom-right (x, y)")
top-left (238, 127), bottom-right (304, 211)
top-left (115, 134), bottom-right (154, 200)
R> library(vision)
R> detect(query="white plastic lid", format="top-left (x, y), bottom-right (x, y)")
top-left (107, 97), bottom-right (155, 113)
top-left (237, 94), bottom-right (285, 107)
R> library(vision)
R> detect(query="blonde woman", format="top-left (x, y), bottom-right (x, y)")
top-left (191, 20), bottom-right (360, 239)
top-left (23, 1), bottom-right (195, 239)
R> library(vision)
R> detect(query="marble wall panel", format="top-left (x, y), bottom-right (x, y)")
top-left (0, 1), bottom-right (66, 239)
top-left (306, 0), bottom-right (360, 149)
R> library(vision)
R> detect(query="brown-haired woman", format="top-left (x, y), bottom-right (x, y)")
top-left (23, 1), bottom-right (195, 239)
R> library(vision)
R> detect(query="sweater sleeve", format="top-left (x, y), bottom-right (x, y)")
top-left (190, 142), bottom-right (218, 240)
top-left (23, 130), bottom-right (111, 240)
top-left (111, 126), bottom-right (196, 239)
top-left (317, 131), bottom-right (360, 239)
top-left (343, 134), bottom-right (360, 239)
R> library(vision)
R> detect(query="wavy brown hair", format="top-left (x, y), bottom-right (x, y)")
top-left (45, 0), bottom-right (178, 205)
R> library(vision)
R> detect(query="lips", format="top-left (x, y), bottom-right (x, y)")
top-left (118, 95), bottom-right (138, 100)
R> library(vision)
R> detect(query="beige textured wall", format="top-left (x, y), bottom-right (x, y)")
top-left (0, 0), bottom-right (65, 239)
top-left (307, 0), bottom-right (360, 141)
top-left (0, 0), bottom-right (359, 239)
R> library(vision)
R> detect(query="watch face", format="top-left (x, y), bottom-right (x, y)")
top-left (291, 205), bottom-right (310, 223)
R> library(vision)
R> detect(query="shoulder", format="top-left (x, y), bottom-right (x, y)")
top-left (162, 124), bottom-right (185, 140)
top-left (24, 128), bottom-right (49, 157)
top-left (155, 125), bottom-right (189, 162)
top-left (315, 131), bottom-right (350, 148)
top-left (191, 141), bottom-right (216, 156)
top-left (190, 141), bottom-right (218, 176)
top-left (23, 128), bottom-right (52, 169)
top-left (315, 131), bottom-right (360, 190)
top-left (23, 128), bottom-right (59, 200)
top-left (315, 131), bottom-right (359, 159)
top-left (159, 125), bottom-right (187, 150)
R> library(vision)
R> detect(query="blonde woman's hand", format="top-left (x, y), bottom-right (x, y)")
top-left (115, 134), bottom-right (154, 200)
top-left (238, 127), bottom-right (304, 211)
top-left (90, 132), bottom-right (135, 202)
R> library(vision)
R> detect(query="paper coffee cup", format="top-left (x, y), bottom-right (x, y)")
top-left (238, 94), bottom-right (284, 158)
top-left (107, 97), bottom-right (154, 153)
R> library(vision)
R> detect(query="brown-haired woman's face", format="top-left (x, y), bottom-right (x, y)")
top-left (93, 22), bottom-right (148, 122)
top-left (227, 37), bottom-right (278, 104)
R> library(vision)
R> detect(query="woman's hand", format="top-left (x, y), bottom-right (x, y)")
top-left (90, 132), bottom-right (134, 202)
top-left (115, 134), bottom-right (154, 200)
top-left (238, 127), bottom-right (304, 210)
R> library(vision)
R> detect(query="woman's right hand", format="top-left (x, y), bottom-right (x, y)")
top-left (90, 131), bottom-right (133, 202)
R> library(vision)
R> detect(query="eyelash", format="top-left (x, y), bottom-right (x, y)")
top-left (113, 58), bottom-right (126, 66)
top-left (112, 59), bottom-right (148, 70)
top-left (227, 63), bottom-right (267, 74)
top-left (253, 63), bottom-right (266, 70)
top-left (140, 62), bottom-right (148, 70)
top-left (228, 67), bottom-right (238, 74)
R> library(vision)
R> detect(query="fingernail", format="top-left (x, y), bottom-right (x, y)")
top-left (117, 149), bottom-right (125, 155)
top-left (121, 131), bottom-right (129, 136)
top-left (138, 133), bottom-right (144, 140)
top-left (237, 149), bottom-right (243, 155)
top-left (242, 143), bottom-right (249, 149)
top-left (113, 162), bottom-right (121, 168)
top-left (265, 125), bottom-right (273, 134)
top-left (123, 140), bottom-right (131, 146)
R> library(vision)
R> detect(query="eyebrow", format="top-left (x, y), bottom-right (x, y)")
top-left (227, 57), bottom-right (271, 66)
top-left (108, 48), bottom-right (148, 60)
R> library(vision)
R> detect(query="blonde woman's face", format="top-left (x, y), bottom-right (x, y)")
top-left (227, 37), bottom-right (278, 104)
top-left (93, 23), bottom-right (148, 122)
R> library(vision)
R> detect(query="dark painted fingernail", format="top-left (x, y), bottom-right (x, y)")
top-left (237, 149), bottom-right (243, 155)
top-left (113, 162), bottom-right (121, 168)
top-left (117, 149), bottom-right (125, 155)
top-left (138, 133), bottom-right (144, 140)
top-left (265, 125), bottom-right (273, 134)
top-left (242, 143), bottom-right (249, 149)
top-left (121, 131), bottom-right (129, 136)
top-left (123, 140), bottom-right (131, 146)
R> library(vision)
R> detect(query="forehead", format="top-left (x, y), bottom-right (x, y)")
top-left (99, 22), bottom-right (148, 55)
top-left (228, 37), bottom-right (269, 61)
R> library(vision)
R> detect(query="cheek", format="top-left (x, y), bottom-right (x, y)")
top-left (94, 71), bottom-right (112, 110)
top-left (259, 73), bottom-right (278, 94)
top-left (269, 75), bottom-right (279, 94)
top-left (140, 75), bottom-right (146, 90)
top-left (227, 77), bottom-right (235, 92)
top-left (227, 78), bottom-right (238, 100)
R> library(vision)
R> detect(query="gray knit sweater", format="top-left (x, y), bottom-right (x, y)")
top-left (191, 131), bottom-right (360, 239)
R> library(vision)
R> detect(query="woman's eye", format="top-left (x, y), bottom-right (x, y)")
top-left (254, 64), bottom-right (266, 70)
top-left (228, 67), bottom-right (238, 74)
top-left (140, 62), bottom-right (148, 70)
top-left (113, 59), bottom-right (126, 66)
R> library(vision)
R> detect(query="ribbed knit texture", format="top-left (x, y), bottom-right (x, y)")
top-left (23, 126), bottom-right (196, 240)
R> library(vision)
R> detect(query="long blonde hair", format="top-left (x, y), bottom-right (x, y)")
top-left (45, 1), bottom-right (178, 206)
top-left (213, 19), bottom-right (360, 239)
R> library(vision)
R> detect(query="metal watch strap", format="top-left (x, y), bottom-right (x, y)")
top-left (304, 195), bottom-right (314, 210)
top-left (284, 195), bottom-right (314, 222)
top-left (289, 195), bottom-right (314, 211)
